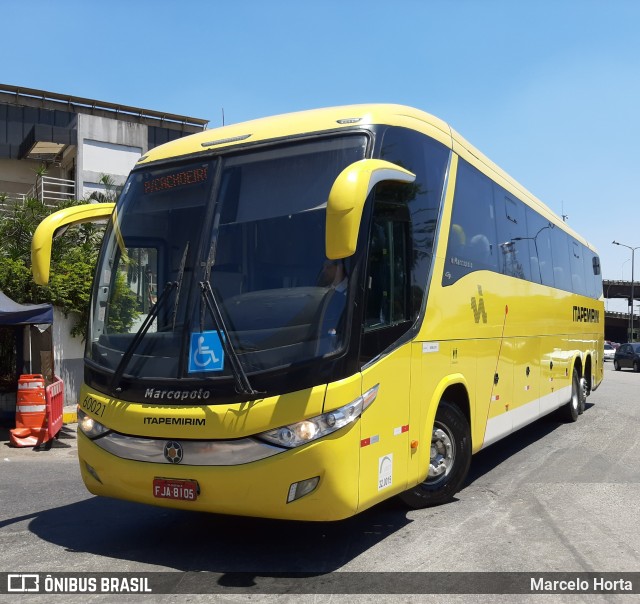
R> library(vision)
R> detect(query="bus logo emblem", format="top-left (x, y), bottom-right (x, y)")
top-left (188, 331), bottom-right (224, 373)
top-left (164, 441), bottom-right (184, 464)
top-left (471, 285), bottom-right (487, 323)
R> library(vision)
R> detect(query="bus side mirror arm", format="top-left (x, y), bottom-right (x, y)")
top-left (32, 203), bottom-right (115, 285)
top-left (325, 159), bottom-right (415, 259)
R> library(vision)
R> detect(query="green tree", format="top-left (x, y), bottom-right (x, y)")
top-left (0, 197), bottom-right (101, 336)
top-left (88, 173), bottom-right (121, 204)
top-left (0, 188), bottom-right (135, 338)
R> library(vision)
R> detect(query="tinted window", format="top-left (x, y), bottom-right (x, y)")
top-left (442, 158), bottom-right (600, 300)
top-left (583, 249), bottom-right (596, 298)
top-left (364, 201), bottom-right (411, 329)
top-left (495, 188), bottom-right (531, 280)
top-left (361, 127), bottom-right (449, 363)
top-left (525, 207), bottom-right (554, 286)
top-left (591, 253), bottom-right (603, 297)
top-left (379, 127), bottom-right (449, 319)
top-left (570, 240), bottom-right (587, 296)
top-left (550, 226), bottom-right (572, 291)
top-left (444, 159), bottom-right (498, 285)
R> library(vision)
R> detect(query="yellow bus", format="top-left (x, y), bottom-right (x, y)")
top-left (32, 104), bottom-right (604, 520)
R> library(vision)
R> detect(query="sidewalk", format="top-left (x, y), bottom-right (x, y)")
top-left (0, 406), bottom-right (78, 457)
top-left (0, 422), bottom-right (77, 458)
top-left (63, 405), bottom-right (78, 424)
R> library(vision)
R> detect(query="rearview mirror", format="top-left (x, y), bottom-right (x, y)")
top-left (325, 159), bottom-right (415, 259)
top-left (32, 203), bottom-right (115, 285)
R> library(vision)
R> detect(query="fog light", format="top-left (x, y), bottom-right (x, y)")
top-left (84, 462), bottom-right (103, 484)
top-left (287, 476), bottom-right (320, 503)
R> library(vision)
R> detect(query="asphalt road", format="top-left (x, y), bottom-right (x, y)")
top-left (0, 362), bottom-right (638, 602)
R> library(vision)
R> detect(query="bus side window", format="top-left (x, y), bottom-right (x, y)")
top-left (361, 189), bottom-right (412, 363)
top-left (443, 159), bottom-right (497, 285)
top-left (525, 207), bottom-right (554, 286)
top-left (550, 227), bottom-right (572, 292)
top-left (570, 240), bottom-right (587, 296)
top-left (496, 190), bottom-right (531, 280)
top-left (364, 201), bottom-right (411, 329)
top-left (584, 251), bottom-right (601, 299)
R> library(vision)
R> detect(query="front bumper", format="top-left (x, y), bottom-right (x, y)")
top-left (77, 425), bottom-right (361, 521)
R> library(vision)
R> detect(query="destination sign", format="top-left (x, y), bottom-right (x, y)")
top-left (143, 166), bottom-right (208, 194)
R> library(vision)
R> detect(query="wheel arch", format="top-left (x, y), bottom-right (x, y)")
top-left (583, 353), bottom-right (593, 393)
top-left (425, 374), bottom-right (472, 452)
top-left (572, 353), bottom-right (583, 379)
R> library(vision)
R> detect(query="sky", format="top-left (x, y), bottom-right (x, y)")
top-left (3, 0), bottom-right (640, 304)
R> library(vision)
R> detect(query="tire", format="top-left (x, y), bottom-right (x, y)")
top-left (578, 376), bottom-right (587, 415)
top-left (558, 369), bottom-right (580, 423)
top-left (634, 361), bottom-right (640, 373)
top-left (614, 360), bottom-right (621, 371)
top-left (399, 401), bottom-right (471, 508)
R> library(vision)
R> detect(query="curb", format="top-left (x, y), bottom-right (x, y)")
top-left (63, 406), bottom-right (78, 424)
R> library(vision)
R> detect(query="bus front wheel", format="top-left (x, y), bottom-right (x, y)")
top-left (399, 401), bottom-right (471, 508)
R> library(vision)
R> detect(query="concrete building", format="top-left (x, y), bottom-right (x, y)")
top-left (0, 83), bottom-right (208, 203)
top-left (0, 83), bottom-right (208, 406)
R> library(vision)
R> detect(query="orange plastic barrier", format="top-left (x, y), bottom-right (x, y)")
top-left (10, 374), bottom-right (64, 448)
top-left (45, 376), bottom-right (64, 441)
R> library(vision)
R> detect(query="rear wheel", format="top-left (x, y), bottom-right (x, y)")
top-left (399, 401), bottom-right (471, 508)
top-left (578, 376), bottom-right (587, 414)
top-left (558, 368), bottom-right (580, 422)
top-left (614, 360), bottom-right (621, 371)
top-left (634, 361), bottom-right (640, 373)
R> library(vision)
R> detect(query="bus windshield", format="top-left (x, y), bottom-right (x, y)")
top-left (87, 135), bottom-right (368, 382)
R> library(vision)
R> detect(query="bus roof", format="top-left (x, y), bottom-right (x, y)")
top-left (136, 103), bottom-right (592, 250)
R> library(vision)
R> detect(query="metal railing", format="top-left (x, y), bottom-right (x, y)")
top-left (27, 175), bottom-right (76, 207)
top-left (0, 175), bottom-right (77, 214)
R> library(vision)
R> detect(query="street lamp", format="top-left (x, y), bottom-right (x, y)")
top-left (613, 240), bottom-right (640, 341)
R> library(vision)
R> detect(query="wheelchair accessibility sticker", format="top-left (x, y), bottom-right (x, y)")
top-left (188, 331), bottom-right (224, 373)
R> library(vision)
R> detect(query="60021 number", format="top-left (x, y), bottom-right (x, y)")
top-left (81, 395), bottom-right (106, 418)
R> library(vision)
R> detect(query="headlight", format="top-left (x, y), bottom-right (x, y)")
top-left (77, 408), bottom-right (111, 439)
top-left (258, 384), bottom-right (379, 448)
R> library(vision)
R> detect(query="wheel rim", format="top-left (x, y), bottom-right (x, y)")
top-left (571, 377), bottom-right (579, 411)
top-left (579, 377), bottom-right (587, 413)
top-left (428, 422), bottom-right (456, 483)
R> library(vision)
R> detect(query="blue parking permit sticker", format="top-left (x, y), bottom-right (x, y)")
top-left (188, 331), bottom-right (224, 373)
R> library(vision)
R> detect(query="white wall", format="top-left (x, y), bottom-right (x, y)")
top-left (76, 114), bottom-right (147, 197)
top-left (83, 139), bottom-right (141, 180)
top-left (52, 308), bottom-right (84, 406)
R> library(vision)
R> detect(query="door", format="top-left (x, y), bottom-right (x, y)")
top-left (358, 195), bottom-right (413, 510)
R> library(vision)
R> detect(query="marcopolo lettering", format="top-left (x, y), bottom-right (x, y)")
top-left (144, 388), bottom-right (211, 401)
top-left (572, 306), bottom-right (600, 323)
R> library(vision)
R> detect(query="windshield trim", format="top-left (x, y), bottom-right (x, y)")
top-left (130, 127), bottom-right (374, 173)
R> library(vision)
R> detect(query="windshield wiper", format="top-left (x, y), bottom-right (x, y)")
top-left (110, 281), bottom-right (177, 395)
top-left (199, 280), bottom-right (259, 396)
top-left (172, 241), bottom-right (189, 330)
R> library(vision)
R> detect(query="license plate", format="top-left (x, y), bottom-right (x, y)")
top-left (153, 478), bottom-right (199, 501)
